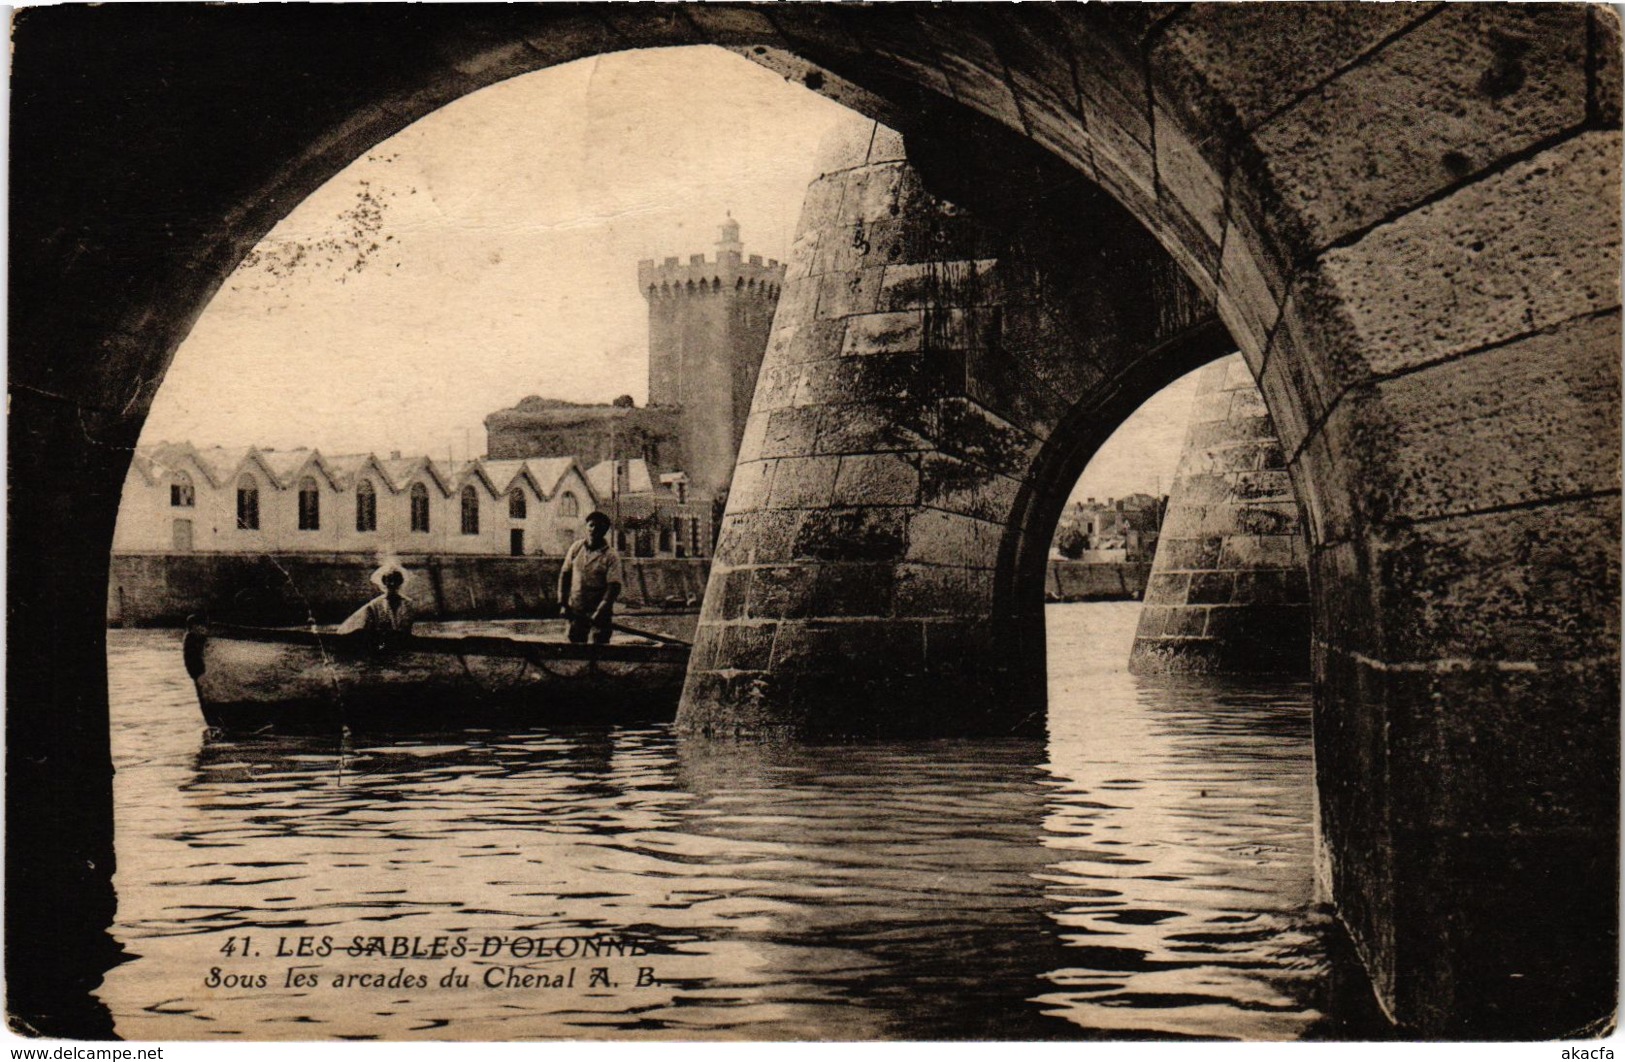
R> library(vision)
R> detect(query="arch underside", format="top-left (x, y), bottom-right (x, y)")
top-left (10, 5), bottom-right (1619, 1039)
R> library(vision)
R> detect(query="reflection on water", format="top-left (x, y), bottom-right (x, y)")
top-left (102, 603), bottom-right (1383, 1040)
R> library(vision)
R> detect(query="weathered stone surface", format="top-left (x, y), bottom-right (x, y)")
top-left (1359, 310), bottom-right (1621, 525)
top-left (726, 459), bottom-right (776, 514)
top-left (707, 621), bottom-right (779, 672)
top-left (1255, 5), bottom-right (1589, 251)
top-left (842, 309), bottom-right (925, 355)
top-left (1216, 216), bottom-right (1284, 363)
top-left (764, 454), bottom-right (840, 510)
top-left (1319, 642), bottom-right (1620, 1037)
top-left (1154, 3), bottom-right (1439, 134)
top-left (711, 510), bottom-right (804, 568)
top-left (1385, 825), bottom-right (1616, 1038)
top-left (702, 566), bottom-right (751, 623)
top-left (759, 407), bottom-right (825, 460)
top-left (816, 266), bottom-right (886, 321)
top-left (1595, 5), bottom-right (1623, 127)
top-left (1154, 106), bottom-right (1226, 248)
top-left (915, 18), bottom-right (1025, 133)
top-left (1377, 494), bottom-right (1620, 664)
top-left (813, 398), bottom-right (933, 455)
top-left (810, 561), bottom-right (896, 617)
top-left (1385, 659), bottom-right (1618, 835)
top-left (791, 506), bottom-right (909, 564)
top-left (905, 509), bottom-right (1002, 567)
top-left (1317, 130), bottom-right (1621, 379)
top-left (832, 452), bottom-right (921, 508)
top-left (747, 564), bottom-right (816, 620)
top-left (894, 563), bottom-right (992, 617)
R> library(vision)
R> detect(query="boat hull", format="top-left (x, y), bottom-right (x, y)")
top-left (187, 624), bottom-right (689, 735)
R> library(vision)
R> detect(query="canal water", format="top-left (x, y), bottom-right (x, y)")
top-left (100, 602), bottom-right (1384, 1041)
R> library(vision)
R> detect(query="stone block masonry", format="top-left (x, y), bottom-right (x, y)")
top-left (12, 6), bottom-right (1618, 1038)
top-left (677, 114), bottom-right (1224, 739)
top-left (1130, 353), bottom-right (1309, 674)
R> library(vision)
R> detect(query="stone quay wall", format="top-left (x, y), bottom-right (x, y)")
top-left (1045, 561), bottom-right (1151, 602)
top-left (108, 552), bottom-right (709, 627)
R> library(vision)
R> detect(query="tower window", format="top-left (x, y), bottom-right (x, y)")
top-left (297, 476), bottom-right (320, 530)
top-left (355, 478), bottom-right (377, 532)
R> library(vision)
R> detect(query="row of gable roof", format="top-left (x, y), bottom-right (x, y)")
top-left (130, 443), bottom-right (593, 501)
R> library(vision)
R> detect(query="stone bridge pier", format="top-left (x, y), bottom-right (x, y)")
top-left (679, 108), bottom-right (1621, 1037)
top-left (678, 120), bottom-right (1226, 738)
top-left (10, 4), bottom-right (1620, 1040)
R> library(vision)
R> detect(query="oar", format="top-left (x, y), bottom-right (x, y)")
top-left (558, 607), bottom-right (693, 648)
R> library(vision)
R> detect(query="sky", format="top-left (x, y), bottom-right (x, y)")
top-left (141, 45), bottom-right (1197, 502)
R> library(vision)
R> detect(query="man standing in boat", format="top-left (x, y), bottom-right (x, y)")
top-left (558, 511), bottom-right (622, 644)
top-left (338, 559), bottom-right (415, 636)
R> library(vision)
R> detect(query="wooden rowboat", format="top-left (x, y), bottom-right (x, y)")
top-left (183, 621), bottom-right (691, 735)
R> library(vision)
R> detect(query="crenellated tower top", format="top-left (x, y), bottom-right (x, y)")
top-left (637, 216), bottom-right (785, 298)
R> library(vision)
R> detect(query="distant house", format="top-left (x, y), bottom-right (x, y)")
top-left (1051, 493), bottom-right (1169, 563)
top-left (585, 459), bottom-right (710, 558)
top-left (113, 442), bottom-right (601, 558)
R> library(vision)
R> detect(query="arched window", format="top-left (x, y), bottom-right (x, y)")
top-left (508, 488), bottom-right (527, 520)
top-left (236, 474), bottom-right (259, 530)
top-left (355, 478), bottom-right (377, 532)
top-left (460, 485), bottom-right (480, 535)
top-left (712, 277), bottom-right (721, 292)
top-left (558, 491), bottom-right (579, 518)
top-left (297, 476), bottom-right (320, 530)
top-left (410, 482), bottom-right (430, 533)
top-left (170, 470), bottom-right (195, 508)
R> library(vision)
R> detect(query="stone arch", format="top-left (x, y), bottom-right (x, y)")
top-left (10, 6), bottom-right (1618, 1038)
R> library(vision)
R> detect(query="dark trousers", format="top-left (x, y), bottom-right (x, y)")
top-left (567, 587), bottom-right (612, 644)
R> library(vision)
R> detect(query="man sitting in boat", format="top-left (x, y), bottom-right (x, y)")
top-left (337, 559), bottom-right (415, 637)
top-left (558, 511), bottom-right (622, 645)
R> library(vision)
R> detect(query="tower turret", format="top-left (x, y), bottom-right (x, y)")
top-left (716, 214), bottom-right (743, 257)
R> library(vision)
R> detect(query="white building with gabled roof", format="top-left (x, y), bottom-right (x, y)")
top-left (113, 444), bottom-right (608, 557)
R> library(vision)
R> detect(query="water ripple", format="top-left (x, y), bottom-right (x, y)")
top-left (100, 604), bottom-right (1385, 1040)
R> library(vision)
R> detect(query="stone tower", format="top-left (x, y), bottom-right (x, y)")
top-left (638, 217), bottom-right (785, 498)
